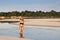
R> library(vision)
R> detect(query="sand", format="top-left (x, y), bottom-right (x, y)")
top-left (24, 19), bottom-right (60, 27)
top-left (0, 36), bottom-right (32, 40)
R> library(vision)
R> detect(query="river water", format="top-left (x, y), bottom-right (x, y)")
top-left (0, 23), bottom-right (60, 40)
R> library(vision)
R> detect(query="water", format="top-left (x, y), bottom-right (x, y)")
top-left (0, 23), bottom-right (60, 40)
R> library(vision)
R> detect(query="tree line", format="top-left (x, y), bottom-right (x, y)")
top-left (0, 10), bottom-right (60, 18)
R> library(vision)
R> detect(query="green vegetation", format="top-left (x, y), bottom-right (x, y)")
top-left (0, 10), bottom-right (60, 18)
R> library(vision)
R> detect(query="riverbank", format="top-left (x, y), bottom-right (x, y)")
top-left (0, 18), bottom-right (60, 27)
top-left (24, 19), bottom-right (60, 27)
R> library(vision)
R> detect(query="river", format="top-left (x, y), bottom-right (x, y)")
top-left (0, 23), bottom-right (60, 40)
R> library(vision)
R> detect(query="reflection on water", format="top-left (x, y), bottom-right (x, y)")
top-left (0, 23), bottom-right (60, 40)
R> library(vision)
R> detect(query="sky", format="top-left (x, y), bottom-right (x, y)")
top-left (0, 0), bottom-right (60, 12)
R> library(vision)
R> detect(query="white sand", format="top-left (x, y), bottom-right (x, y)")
top-left (24, 19), bottom-right (60, 27)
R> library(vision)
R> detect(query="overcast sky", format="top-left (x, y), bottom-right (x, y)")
top-left (0, 0), bottom-right (60, 12)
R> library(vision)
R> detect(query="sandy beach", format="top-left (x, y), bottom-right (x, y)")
top-left (24, 19), bottom-right (60, 27)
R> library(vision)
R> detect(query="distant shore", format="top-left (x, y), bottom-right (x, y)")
top-left (0, 18), bottom-right (60, 27)
top-left (24, 19), bottom-right (60, 27)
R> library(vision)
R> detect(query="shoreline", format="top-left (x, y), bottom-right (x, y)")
top-left (24, 24), bottom-right (60, 27)
top-left (0, 36), bottom-right (31, 40)
top-left (24, 19), bottom-right (60, 27)
top-left (3, 18), bottom-right (60, 27)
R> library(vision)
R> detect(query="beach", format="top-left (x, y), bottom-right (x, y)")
top-left (24, 19), bottom-right (60, 27)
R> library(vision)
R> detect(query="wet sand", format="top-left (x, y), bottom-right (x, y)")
top-left (0, 36), bottom-right (31, 40)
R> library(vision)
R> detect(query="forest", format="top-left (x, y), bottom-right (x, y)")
top-left (0, 10), bottom-right (60, 18)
